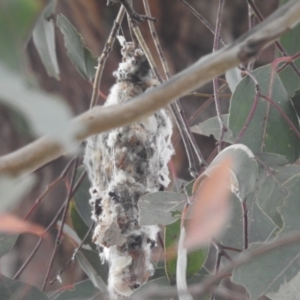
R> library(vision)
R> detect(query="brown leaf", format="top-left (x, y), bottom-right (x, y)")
top-left (184, 157), bottom-right (232, 249)
top-left (0, 214), bottom-right (44, 236)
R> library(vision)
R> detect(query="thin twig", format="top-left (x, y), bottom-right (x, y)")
top-left (42, 158), bottom-right (79, 291)
top-left (90, 6), bottom-right (126, 109)
top-left (23, 158), bottom-right (76, 221)
top-left (13, 169), bottom-right (87, 280)
top-left (213, 0), bottom-right (227, 153)
top-left (209, 251), bottom-right (222, 300)
top-left (222, 246), bottom-right (242, 253)
top-left (177, 0), bottom-right (226, 46)
top-left (1, 0), bottom-right (300, 176)
top-left (246, 0), bottom-right (300, 80)
top-left (49, 222), bottom-right (94, 285)
top-left (277, 50), bottom-right (300, 73)
top-left (247, 4), bottom-right (255, 70)
top-left (242, 202), bottom-right (248, 250)
top-left (13, 238), bottom-right (43, 280)
top-left (139, 231), bottom-right (300, 299)
top-left (13, 205), bottom-right (65, 280)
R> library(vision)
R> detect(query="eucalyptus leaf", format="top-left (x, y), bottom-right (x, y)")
top-left (48, 279), bottom-right (100, 300)
top-left (291, 89), bottom-right (300, 118)
top-left (208, 144), bottom-right (258, 202)
top-left (190, 114), bottom-right (234, 144)
top-left (73, 169), bottom-right (92, 227)
top-left (232, 173), bottom-right (300, 299)
top-left (33, 0), bottom-right (59, 79)
top-left (76, 249), bottom-right (108, 295)
top-left (225, 67), bottom-right (242, 93)
top-left (0, 0), bottom-right (42, 71)
top-left (184, 180), bottom-right (195, 197)
top-left (0, 275), bottom-right (49, 300)
top-left (218, 192), bottom-right (276, 250)
top-left (139, 192), bottom-right (186, 225)
top-left (229, 64), bottom-right (300, 162)
top-left (266, 272), bottom-right (300, 300)
top-left (78, 248), bottom-right (108, 283)
top-left (255, 153), bottom-right (300, 228)
top-left (70, 200), bottom-right (94, 249)
top-left (0, 63), bottom-right (73, 141)
top-left (278, 0), bottom-right (300, 96)
top-left (0, 233), bottom-right (18, 258)
top-left (164, 220), bottom-right (208, 285)
top-left (57, 14), bottom-right (97, 81)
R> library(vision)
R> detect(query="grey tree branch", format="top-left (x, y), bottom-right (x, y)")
top-left (141, 230), bottom-right (300, 299)
top-left (1, 0), bottom-right (300, 177)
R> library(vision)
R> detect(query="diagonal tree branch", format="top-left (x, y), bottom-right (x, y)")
top-left (1, 0), bottom-right (300, 177)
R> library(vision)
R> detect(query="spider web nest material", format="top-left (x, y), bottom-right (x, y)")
top-left (84, 36), bottom-right (174, 299)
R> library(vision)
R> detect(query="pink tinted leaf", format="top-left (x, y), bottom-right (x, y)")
top-left (0, 214), bottom-right (44, 236)
top-left (184, 158), bottom-right (232, 249)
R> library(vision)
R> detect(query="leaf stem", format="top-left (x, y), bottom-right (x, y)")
top-left (242, 202), bottom-right (248, 250)
top-left (177, 0), bottom-right (226, 46)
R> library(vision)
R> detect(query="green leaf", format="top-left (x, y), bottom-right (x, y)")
top-left (232, 174), bottom-right (300, 299)
top-left (57, 14), bottom-right (97, 81)
top-left (0, 63), bottom-right (73, 140)
top-left (164, 220), bottom-right (208, 285)
top-left (32, 0), bottom-right (60, 79)
top-left (0, 102), bottom-right (33, 139)
top-left (73, 168), bottom-right (92, 227)
top-left (0, 275), bottom-right (49, 300)
top-left (218, 192), bottom-right (276, 250)
top-left (225, 67), bottom-right (242, 93)
top-left (255, 153), bottom-right (300, 228)
top-left (190, 114), bottom-right (234, 144)
top-left (139, 192), bottom-right (186, 225)
top-left (266, 273), bottom-right (300, 300)
top-left (0, 0), bottom-right (42, 71)
top-left (0, 234), bottom-right (18, 258)
top-left (76, 249), bottom-right (108, 295)
top-left (70, 200), bottom-right (94, 249)
top-left (291, 89), bottom-right (300, 118)
top-left (278, 0), bottom-right (300, 96)
top-left (184, 180), bottom-right (195, 197)
top-left (229, 64), bottom-right (300, 162)
top-left (48, 279), bottom-right (100, 300)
